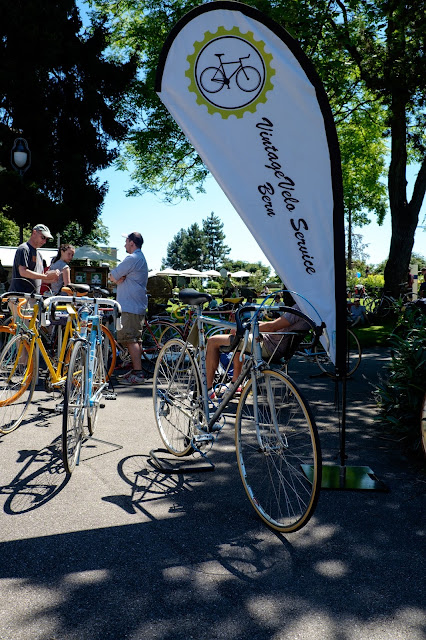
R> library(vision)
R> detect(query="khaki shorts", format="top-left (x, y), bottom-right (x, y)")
top-left (117, 312), bottom-right (145, 343)
top-left (231, 335), bottom-right (270, 359)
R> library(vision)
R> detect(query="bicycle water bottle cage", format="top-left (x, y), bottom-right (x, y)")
top-left (179, 288), bottom-right (212, 306)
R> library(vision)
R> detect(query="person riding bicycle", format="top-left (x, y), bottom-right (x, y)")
top-left (205, 295), bottom-right (310, 399)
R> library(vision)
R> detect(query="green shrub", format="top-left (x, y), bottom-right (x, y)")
top-left (375, 320), bottom-right (426, 457)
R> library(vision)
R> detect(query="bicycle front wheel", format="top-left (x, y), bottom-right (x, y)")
top-left (236, 65), bottom-right (261, 92)
top-left (62, 340), bottom-right (86, 474)
top-left (88, 341), bottom-right (107, 435)
top-left (0, 334), bottom-right (35, 434)
top-left (235, 369), bottom-right (321, 533)
top-left (153, 339), bottom-right (201, 456)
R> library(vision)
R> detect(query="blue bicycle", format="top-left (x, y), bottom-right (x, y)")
top-left (61, 295), bottom-right (122, 474)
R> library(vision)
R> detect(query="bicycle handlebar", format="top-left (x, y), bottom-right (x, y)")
top-left (43, 295), bottom-right (123, 331)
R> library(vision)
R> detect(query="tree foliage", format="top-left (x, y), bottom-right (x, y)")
top-left (91, 0), bottom-right (426, 294)
top-left (163, 212), bottom-right (229, 270)
top-left (0, 0), bottom-right (137, 237)
top-left (202, 213), bottom-right (230, 270)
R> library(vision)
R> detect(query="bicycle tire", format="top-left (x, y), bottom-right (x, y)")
top-left (199, 66), bottom-right (226, 93)
top-left (315, 328), bottom-right (361, 378)
top-left (0, 334), bottom-right (36, 434)
top-left (100, 324), bottom-right (116, 379)
top-left (141, 320), bottom-right (182, 362)
top-left (236, 65), bottom-right (261, 92)
top-left (153, 339), bottom-right (201, 456)
top-left (62, 340), bottom-right (86, 474)
top-left (87, 341), bottom-right (107, 436)
top-left (235, 369), bottom-right (321, 533)
top-left (159, 323), bottom-right (184, 343)
top-left (421, 393), bottom-right (426, 458)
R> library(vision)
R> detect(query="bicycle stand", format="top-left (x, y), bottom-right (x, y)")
top-left (149, 448), bottom-right (215, 474)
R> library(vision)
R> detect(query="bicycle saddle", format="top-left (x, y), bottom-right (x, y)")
top-left (179, 288), bottom-right (212, 306)
top-left (62, 283), bottom-right (91, 296)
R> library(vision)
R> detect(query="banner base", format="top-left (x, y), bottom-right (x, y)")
top-left (302, 464), bottom-right (388, 491)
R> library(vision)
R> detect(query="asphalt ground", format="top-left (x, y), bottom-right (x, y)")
top-left (0, 348), bottom-right (424, 640)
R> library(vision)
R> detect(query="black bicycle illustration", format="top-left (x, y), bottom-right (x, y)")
top-left (199, 53), bottom-right (262, 94)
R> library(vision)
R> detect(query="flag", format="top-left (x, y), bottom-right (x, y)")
top-left (156, 1), bottom-right (347, 371)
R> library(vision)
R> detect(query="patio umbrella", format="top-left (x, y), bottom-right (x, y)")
top-left (73, 245), bottom-right (117, 262)
top-left (203, 269), bottom-right (221, 277)
top-left (180, 268), bottom-right (204, 277)
top-left (157, 268), bottom-right (181, 276)
top-left (231, 270), bottom-right (251, 278)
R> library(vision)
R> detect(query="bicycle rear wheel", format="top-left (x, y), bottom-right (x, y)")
top-left (0, 334), bottom-right (36, 434)
top-left (141, 320), bottom-right (182, 362)
top-left (235, 369), bottom-right (321, 533)
top-left (62, 340), bottom-right (86, 474)
top-left (89, 323), bottom-right (116, 379)
top-left (153, 339), bottom-right (201, 456)
top-left (315, 328), bottom-right (361, 378)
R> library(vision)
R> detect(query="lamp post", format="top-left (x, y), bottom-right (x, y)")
top-left (11, 137), bottom-right (31, 243)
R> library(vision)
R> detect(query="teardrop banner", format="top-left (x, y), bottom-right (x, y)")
top-left (156, 1), bottom-right (347, 373)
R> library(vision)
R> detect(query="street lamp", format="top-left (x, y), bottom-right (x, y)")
top-left (11, 137), bottom-right (31, 175)
top-left (11, 137), bottom-right (31, 243)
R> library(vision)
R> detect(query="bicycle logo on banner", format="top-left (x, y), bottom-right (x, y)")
top-left (186, 27), bottom-right (275, 119)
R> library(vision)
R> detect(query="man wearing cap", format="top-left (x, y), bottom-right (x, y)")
top-left (109, 231), bottom-right (148, 384)
top-left (10, 224), bottom-right (60, 294)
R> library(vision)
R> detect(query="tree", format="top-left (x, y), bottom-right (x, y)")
top-left (337, 96), bottom-right (388, 269)
top-left (320, 0), bottom-right (426, 294)
top-left (180, 222), bottom-right (206, 269)
top-left (61, 219), bottom-right (110, 247)
top-left (162, 228), bottom-right (190, 270)
top-left (0, 211), bottom-right (31, 246)
top-left (202, 213), bottom-right (230, 270)
top-left (0, 1), bottom-right (137, 240)
top-left (91, 0), bottom-right (426, 295)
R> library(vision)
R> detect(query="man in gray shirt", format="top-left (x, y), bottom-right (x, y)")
top-left (10, 224), bottom-right (60, 293)
top-left (109, 231), bottom-right (148, 384)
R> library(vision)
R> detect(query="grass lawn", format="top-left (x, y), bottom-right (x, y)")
top-left (352, 317), bottom-right (397, 348)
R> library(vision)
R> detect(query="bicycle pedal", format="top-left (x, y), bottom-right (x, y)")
top-left (104, 393), bottom-right (117, 400)
top-left (100, 403), bottom-right (106, 408)
top-left (194, 434), bottom-right (214, 445)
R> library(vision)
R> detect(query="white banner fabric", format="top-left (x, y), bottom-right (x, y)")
top-left (156, 2), bottom-right (346, 367)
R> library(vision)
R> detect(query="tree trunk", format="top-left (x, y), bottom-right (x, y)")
top-left (383, 92), bottom-right (423, 296)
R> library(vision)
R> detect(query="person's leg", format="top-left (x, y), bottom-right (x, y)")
top-left (128, 340), bottom-right (143, 371)
top-left (117, 313), bottom-right (145, 382)
top-left (206, 334), bottom-right (232, 389)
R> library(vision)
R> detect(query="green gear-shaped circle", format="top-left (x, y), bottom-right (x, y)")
top-left (185, 26), bottom-right (275, 119)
